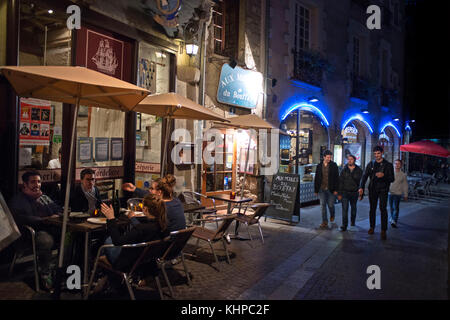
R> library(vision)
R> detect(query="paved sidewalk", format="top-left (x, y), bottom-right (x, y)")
top-left (0, 184), bottom-right (448, 300)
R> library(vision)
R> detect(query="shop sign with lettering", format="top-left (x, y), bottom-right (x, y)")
top-left (135, 162), bottom-right (161, 173)
top-left (75, 166), bottom-right (124, 181)
top-left (217, 63), bottom-right (263, 109)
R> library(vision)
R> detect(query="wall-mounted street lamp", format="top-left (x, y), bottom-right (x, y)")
top-left (185, 43), bottom-right (199, 56)
top-left (393, 117), bottom-right (400, 122)
top-left (361, 108), bottom-right (369, 114)
top-left (308, 96), bottom-right (319, 103)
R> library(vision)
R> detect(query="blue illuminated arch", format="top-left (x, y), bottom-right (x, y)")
top-left (341, 114), bottom-right (374, 134)
top-left (280, 103), bottom-right (330, 127)
top-left (380, 122), bottom-right (401, 137)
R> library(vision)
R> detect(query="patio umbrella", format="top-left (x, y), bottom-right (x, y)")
top-left (1, 66), bottom-right (149, 296)
top-left (213, 114), bottom-right (280, 197)
top-left (400, 140), bottom-right (450, 175)
top-left (400, 140), bottom-right (450, 158)
top-left (133, 92), bottom-right (228, 176)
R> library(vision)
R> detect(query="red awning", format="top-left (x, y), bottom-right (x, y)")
top-left (400, 140), bottom-right (450, 158)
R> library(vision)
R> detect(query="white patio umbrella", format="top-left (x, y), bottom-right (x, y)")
top-left (133, 92), bottom-right (228, 176)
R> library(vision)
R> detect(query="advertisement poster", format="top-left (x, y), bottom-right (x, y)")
top-left (78, 137), bottom-right (93, 163)
top-left (19, 98), bottom-right (51, 146)
top-left (111, 138), bottom-right (123, 160)
top-left (95, 138), bottom-right (110, 162)
top-left (137, 58), bottom-right (157, 92)
top-left (343, 143), bottom-right (362, 166)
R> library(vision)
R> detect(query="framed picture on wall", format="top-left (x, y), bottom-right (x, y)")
top-left (95, 138), bottom-right (110, 162)
top-left (78, 137), bottom-right (93, 162)
top-left (111, 138), bottom-right (123, 160)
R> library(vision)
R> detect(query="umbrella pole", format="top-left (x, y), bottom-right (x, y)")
top-left (53, 95), bottom-right (80, 299)
top-left (161, 117), bottom-right (171, 177)
top-left (240, 130), bottom-right (252, 199)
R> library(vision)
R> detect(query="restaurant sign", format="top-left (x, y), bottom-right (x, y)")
top-left (135, 162), bottom-right (161, 173)
top-left (217, 63), bottom-right (263, 109)
top-left (75, 166), bottom-right (124, 181)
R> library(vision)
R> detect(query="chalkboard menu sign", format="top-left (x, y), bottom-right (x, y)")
top-left (265, 173), bottom-right (300, 222)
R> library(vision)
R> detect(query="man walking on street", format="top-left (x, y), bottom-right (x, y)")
top-left (314, 150), bottom-right (340, 229)
top-left (338, 154), bottom-right (363, 231)
top-left (389, 159), bottom-right (408, 228)
top-left (359, 146), bottom-right (395, 240)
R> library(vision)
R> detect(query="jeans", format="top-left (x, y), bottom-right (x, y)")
top-left (341, 192), bottom-right (358, 227)
top-left (104, 236), bottom-right (121, 265)
top-left (368, 188), bottom-right (389, 231)
top-left (318, 190), bottom-right (335, 223)
top-left (388, 194), bottom-right (402, 223)
top-left (36, 231), bottom-right (55, 275)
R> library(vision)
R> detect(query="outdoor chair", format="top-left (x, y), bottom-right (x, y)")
top-left (156, 227), bottom-right (196, 298)
top-left (235, 203), bottom-right (270, 247)
top-left (180, 191), bottom-right (218, 227)
top-left (86, 238), bottom-right (171, 300)
top-left (191, 215), bottom-right (236, 271)
top-left (9, 225), bottom-right (40, 292)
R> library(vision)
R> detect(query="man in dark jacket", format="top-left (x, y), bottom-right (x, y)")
top-left (314, 150), bottom-right (340, 228)
top-left (70, 168), bottom-right (102, 214)
top-left (9, 170), bottom-right (62, 291)
top-left (338, 154), bottom-right (363, 231)
top-left (359, 146), bottom-right (395, 240)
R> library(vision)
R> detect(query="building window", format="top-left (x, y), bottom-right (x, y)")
top-left (294, 2), bottom-right (310, 51)
top-left (353, 37), bottom-right (360, 76)
top-left (212, 0), bottom-right (239, 58)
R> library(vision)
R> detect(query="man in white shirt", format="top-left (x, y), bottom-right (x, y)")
top-left (388, 159), bottom-right (408, 228)
top-left (47, 148), bottom-right (61, 169)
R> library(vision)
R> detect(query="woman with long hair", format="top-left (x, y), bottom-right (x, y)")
top-left (154, 175), bottom-right (186, 232)
top-left (100, 193), bottom-right (169, 269)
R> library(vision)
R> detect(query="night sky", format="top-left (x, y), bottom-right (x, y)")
top-left (404, 0), bottom-right (449, 140)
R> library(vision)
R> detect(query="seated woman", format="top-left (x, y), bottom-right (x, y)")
top-left (155, 175), bottom-right (186, 232)
top-left (100, 193), bottom-right (169, 271)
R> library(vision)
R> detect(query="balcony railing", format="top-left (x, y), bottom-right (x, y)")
top-left (293, 49), bottom-right (331, 88)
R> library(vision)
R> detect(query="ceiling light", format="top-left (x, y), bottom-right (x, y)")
top-left (48, 9), bottom-right (54, 14)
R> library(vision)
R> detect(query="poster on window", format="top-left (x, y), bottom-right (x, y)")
top-left (111, 138), bottom-right (123, 160)
top-left (19, 98), bottom-right (51, 146)
top-left (137, 58), bottom-right (157, 92)
top-left (343, 143), bottom-right (362, 166)
top-left (78, 137), bottom-right (93, 163)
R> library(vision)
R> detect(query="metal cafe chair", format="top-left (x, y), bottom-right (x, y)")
top-left (234, 203), bottom-right (270, 247)
top-left (191, 215), bottom-right (236, 271)
top-left (9, 225), bottom-right (40, 292)
top-left (156, 227), bottom-right (196, 298)
top-left (85, 238), bottom-right (171, 300)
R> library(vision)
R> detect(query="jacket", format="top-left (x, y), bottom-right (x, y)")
top-left (360, 159), bottom-right (395, 192)
top-left (314, 161), bottom-right (340, 193)
top-left (389, 170), bottom-right (408, 196)
top-left (106, 218), bottom-right (169, 271)
top-left (9, 191), bottom-right (61, 227)
top-left (69, 184), bottom-right (102, 213)
top-left (339, 164), bottom-right (363, 193)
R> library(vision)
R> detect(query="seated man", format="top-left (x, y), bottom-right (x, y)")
top-left (9, 170), bottom-right (62, 291)
top-left (70, 168), bottom-right (102, 215)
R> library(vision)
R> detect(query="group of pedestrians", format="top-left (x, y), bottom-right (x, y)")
top-left (314, 146), bottom-right (408, 240)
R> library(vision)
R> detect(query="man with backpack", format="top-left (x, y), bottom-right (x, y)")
top-left (359, 146), bottom-right (395, 240)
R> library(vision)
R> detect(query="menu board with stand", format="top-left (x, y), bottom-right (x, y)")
top-left (0, 192), bottom-right (21, 252)
top-left (265, 172), bottom-right (300, 223)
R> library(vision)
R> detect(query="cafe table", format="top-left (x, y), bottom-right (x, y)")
top-left (43, 213), bottom-right (130, 296)
top-left (206, 194), bottom-right (253, 239)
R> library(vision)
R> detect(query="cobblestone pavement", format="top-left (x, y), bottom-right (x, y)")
top-left (1, 184), bottom-right (449, 300)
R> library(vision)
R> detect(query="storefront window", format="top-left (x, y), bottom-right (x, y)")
top-left (279, 110), bottom-right (328, 181)
top-left (205, 133), bottom-right (234, 192)
top-left (135, 42), bottom-right (171, 189)
top-left (342, 121), bottom-right (367, 167)
top-left (379, 130), bottom-right (394, 163)
top-left (17, 2), bottom-right (69, 195)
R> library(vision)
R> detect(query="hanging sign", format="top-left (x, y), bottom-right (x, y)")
top-left (217, 64), bottom-right (263, 109)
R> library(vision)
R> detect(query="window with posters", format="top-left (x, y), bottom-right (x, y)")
top-left (16, 3), bottom-right (69, 201)
top-left (134, 42), bottom-right (171, 190)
